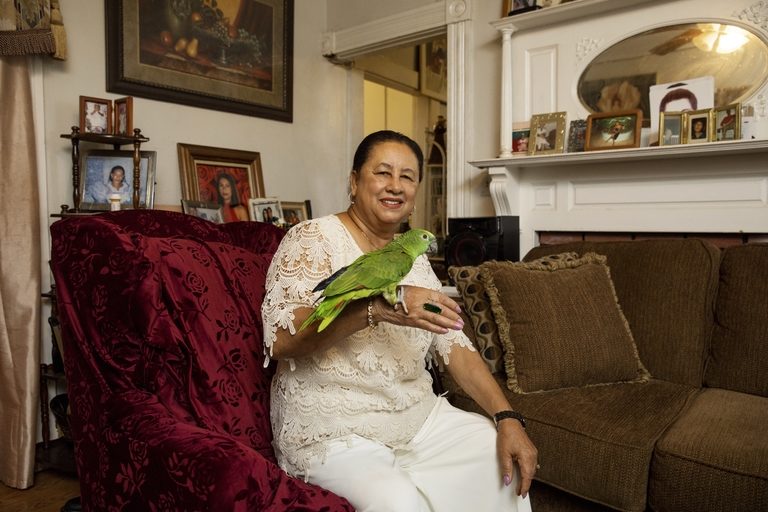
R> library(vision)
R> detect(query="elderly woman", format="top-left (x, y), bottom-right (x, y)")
top-left (262, 130), bottom-right (537, 511)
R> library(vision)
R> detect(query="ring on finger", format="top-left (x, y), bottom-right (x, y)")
top-left (423, 303), bottom-right (442, 314)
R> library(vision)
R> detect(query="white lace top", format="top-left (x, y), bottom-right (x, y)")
top-left (262, 215), bottom-right (474, 475)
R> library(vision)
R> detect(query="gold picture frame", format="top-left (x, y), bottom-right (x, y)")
top-left (683, 109), bottom-right (714, 144)
top-left (658, 111), bottom-right (684, 146)
top-left (714, 103), bottom-right (741, 141)
top-left (585, 109), bottom-right (643, 151)
top-left (177, 143), bottom-right (265, 218)
top-left (527, 112), bottom-right (567, 155)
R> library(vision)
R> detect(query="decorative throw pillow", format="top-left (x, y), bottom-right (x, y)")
top-left (449, 253), bottom-right (581, 374)
top-left (480, 252), bottom-right (650, 394)
top-left (448, 265), bottom-right (504, 373)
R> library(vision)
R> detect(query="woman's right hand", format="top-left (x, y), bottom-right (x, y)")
top-left (374, 285), bottom-right (464, 334)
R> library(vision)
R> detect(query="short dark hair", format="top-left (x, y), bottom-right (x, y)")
top-left (352, 130), bottom-right (424, 182)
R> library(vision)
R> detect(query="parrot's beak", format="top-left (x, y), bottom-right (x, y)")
top-left (428, 239), bottom-right (438, 254)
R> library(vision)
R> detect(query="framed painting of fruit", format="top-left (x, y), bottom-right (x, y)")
top-left (106, 0), bottom-right (293, 122)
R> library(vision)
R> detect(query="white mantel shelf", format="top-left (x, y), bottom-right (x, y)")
top-left (470, 139), bottom-right (768, 170)
top-left (491, 0), bottom-right (662, 33)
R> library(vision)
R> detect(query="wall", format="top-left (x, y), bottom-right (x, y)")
top-left (43, 0), bottom-right (350, 224)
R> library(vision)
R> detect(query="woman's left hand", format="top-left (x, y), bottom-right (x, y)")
top-left (374, 285), bottom-right (464, 334)
top-left (497, 419), bottom-right (538, 497)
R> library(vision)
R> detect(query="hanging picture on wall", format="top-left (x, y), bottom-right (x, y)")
top-left (177, 143), bottom-right (265, 222)
top-left (527, 112), bottom-right (567, 155)
top-left (420, 37), bottom-right (447, 102)
top-left (585, 109), bottom-right (642, 151)
top-left (105, 0), bottom-right (294, 122)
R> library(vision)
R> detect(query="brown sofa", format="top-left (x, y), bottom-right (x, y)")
top-left (442, 239), bottom-right (768, 512)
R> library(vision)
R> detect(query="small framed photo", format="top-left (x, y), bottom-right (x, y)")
top-left (281, 200), bottom-right (312, 227)
top-left (714, 103), bottom-right (741, 141)
top-left (248, 197), bottom-right (283, 224)
top-left (683, 109), bottom-right (714, 144)
top-left (567, 119), bottom-right (588, 153)
top-left (114, 96), bottom-right (133, 136)
top-left (79, 96), bottom-right (112, 134)
top-left (659, 111), bottom-right (684, 146)
top-left (512, 123), bottom-right (530, 154)
top-left (79, 150), bottom-right (156, 210)
top-left (508, 0), bottom-right (542, 16)
top-left (181, 200), bottom-right (224, 224)
top-left (527, 112), bottom-right (567, 156)
top-left (585, 109), bottom-right (643, 151)
top-left (420, 37), bottom-right (447, 102)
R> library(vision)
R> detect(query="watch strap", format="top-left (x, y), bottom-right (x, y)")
top-left (493, 410), bottom-right (526, 429)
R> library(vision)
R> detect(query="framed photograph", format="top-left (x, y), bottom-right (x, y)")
top-left (105, 0), bottom-right (294, 122)
top-left (714, 103), bottom-right (741, 141)
top-left (114, 96), bottom-right (134, 136)
top-left (281, 200), bottom-right (312, 227)
top-left (585, 109), bottom-right (643, 151)
top-left (248, 197), bottom-right (283, 224)
top-left (79, 150), bottom-right (156, 211)
top-left (683, 109), bottom-right (714, 144)
top-left (527, 112), bottom-right (567, 156)
top-left (567, 119), bottom-right (588, 153)
top-left (659, 111), bottom-right (684, 146)
top-left (177, 143), bottom-right (265, 222)
top-left (79, 96), bottom-right (112, 134)
top-left (649, 76), bottom-right (715, 145)
top-left (181, 199), bottom-right (224, 224)
top-left (511, 122), bottom-right (530, 154)
top-left (420, 37), bottom-right (447, 102)
top-left (509, 0), bottom-right (542, 16)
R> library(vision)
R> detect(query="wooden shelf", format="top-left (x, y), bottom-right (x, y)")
top-left (60, 130), bottom-right (149, 148)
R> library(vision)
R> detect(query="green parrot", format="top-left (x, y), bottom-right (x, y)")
top-left (299, 228), bottom-right (437, 333)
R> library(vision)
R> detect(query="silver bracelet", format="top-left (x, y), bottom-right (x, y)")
top-left (395, 285), bottom-right (409, 314)
top-left (367, 299), bottom-right (377, 329)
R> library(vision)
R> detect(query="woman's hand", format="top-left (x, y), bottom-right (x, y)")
top-left (497, 419), bottom-right (538, 497)
top-left (373, 285), bottom-right (464, 334)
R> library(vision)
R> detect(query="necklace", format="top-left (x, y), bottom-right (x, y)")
top-left (347, 208), bottom-right (387, 251)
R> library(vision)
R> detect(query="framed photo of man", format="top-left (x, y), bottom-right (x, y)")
top-left (79, 150), bottom-right (156, 211)
top-left (79, 96), bottom-right (113, 134)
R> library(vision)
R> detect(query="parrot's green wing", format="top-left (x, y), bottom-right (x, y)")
top-left (298, 228), bottom-right (436, 333)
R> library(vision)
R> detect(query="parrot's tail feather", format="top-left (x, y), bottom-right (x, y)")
top-left (316, 298), bottom-right (351, 332)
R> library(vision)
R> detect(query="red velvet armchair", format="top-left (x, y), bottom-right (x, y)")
top-left (50, 211), bottom-right (353, 511)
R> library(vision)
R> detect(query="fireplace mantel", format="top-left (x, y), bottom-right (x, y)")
top-left (471, 139), bottom-right (768, 255)
top-left (472, 0), bottom-right (768, 256)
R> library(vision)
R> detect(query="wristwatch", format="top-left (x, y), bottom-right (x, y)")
top-left (493, 410), bottom-right (526, 430)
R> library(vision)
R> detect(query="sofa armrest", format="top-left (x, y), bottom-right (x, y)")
top-left (74, 390), bottom-right (352, 511)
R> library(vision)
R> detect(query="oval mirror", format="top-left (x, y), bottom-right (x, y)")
top-left (578, 22), bottom-right (768, 123)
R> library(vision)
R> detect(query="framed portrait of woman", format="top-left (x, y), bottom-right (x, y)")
top-left (177, 143), bottom-right (265, 221)
top-left (79, 150), bottom-right (156, 211)
top-left (683, 109), bottom-right (714, 144)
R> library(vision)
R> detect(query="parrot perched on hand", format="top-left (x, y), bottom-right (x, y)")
top-left (299, 228), bottom-right (437, 333)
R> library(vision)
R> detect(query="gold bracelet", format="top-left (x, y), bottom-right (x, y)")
top-left (367, 299), bottom-right (377, 329)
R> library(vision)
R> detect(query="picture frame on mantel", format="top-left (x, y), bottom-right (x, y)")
top-left (585, 109), bottom-right (643, 151)
top-left (105, 0), bottom-right (294, 122)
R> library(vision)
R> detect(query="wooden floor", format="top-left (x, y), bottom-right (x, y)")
top-left (0, 471), bottom-right (80, 512)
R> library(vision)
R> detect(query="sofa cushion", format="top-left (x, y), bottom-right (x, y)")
top-left (479, 253), bottom-right (650, 393)
top-left (525, 239), bottom-right (720, 387)
top-left (649, 388), bottom-right (768, 512)
top-left (448, 265), bottom-right (504, 373)
top-left (705, 243), bottom-right (768, 397)
top-left (442, 371), bottom-right (696, 512)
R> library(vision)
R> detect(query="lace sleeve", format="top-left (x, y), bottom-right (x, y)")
top-left (261, 220), bottom-right (336, 366)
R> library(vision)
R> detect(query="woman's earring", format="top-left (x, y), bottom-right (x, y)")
top-left (349, 193), bottom-right (355, 205)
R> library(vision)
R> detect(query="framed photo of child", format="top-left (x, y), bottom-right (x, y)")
top-left (79, 96), bottom-right (112, 134)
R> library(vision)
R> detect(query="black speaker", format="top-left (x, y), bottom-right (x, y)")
top-left (445, 216), bottom-right (520, 267)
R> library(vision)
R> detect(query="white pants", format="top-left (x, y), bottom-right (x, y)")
top-left (305, 397), bottom-right (532, 512)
